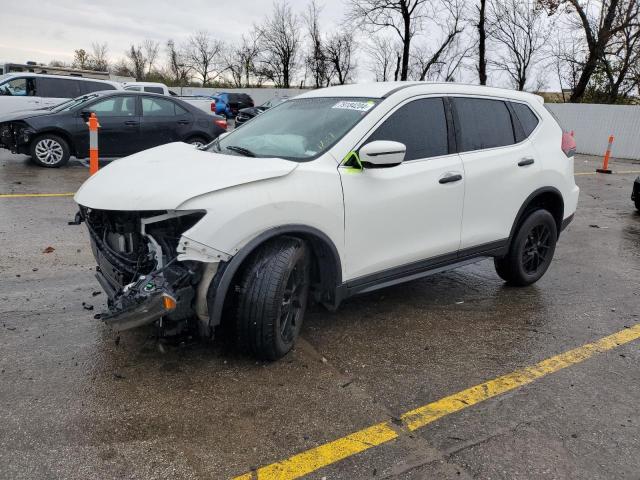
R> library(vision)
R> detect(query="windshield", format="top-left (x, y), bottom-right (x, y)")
top-left (208, 97), bottom-right (379, 161)
top-left (50, 94), bottom-right (100, 112)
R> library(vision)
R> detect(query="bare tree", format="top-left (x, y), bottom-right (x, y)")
top-left (125, 44), bottom-right (147, 80)
top-left (411, 0), bottom-right (465, 81)
top-left (365, 35), bottom-right (398, 81)
top-left (73, 49), bottom-right (90, 70)
top-left (345, 0), bottom-right (429, 81)
top-left (186, 31), bottom-right (224, 86)
top-left (111, 58), bottom-right (133, 78)
top-left (600, 16), bottom-right (640, 102)
top-left (143, 39), bottom-right (160, 76)
top-left (166, 40), bottom-right (192, 85)
top-left (90, 42), bottom-right (109, 71)
top-left (476, 0), bottom-right (488, 85)
top-left (541, 0), bottom-right (640, 102)
top-left (325, 29), bottom-right (357, 85)
top-left (224, 34), bottom-right (261, 87)
top-left (488, 0), bottom-right (551, 91)
top-left (255, 1), bottom-right (301, 88)
top-left (304, 0), bottom-right (328, 88)
top-left (550, 35), bottom-right (583, 101)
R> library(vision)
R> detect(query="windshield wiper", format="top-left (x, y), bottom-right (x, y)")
top-left (225, 145), bottom-right (255, 157)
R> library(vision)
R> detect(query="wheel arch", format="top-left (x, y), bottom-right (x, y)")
top-left (509, 187), bottom-right (564, 243)
top-left (31, 129), bottom-right (76, 156)
top-left (206, 224), bottom-right (343, 332)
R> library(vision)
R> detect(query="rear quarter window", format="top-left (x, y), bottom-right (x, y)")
top-left (81, 81), bottom-right (116, 94)
top-left (144, 86), bottom-right (165, 94)
top-left (511, 102), bottom-right (539, 137)
top-left (453, 97), bottom-right (515, 152)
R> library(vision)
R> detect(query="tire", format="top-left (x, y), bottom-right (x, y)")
top-left (235, 238), bottom-right (310, 360)
top-left (184, 136), bottom-right (208, 148)
top-left (30, 134), bottom-right (70, 168)
top-left (494, 209), bottom-right (557, 286)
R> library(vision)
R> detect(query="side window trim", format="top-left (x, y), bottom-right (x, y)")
top-left (352, 94), bottom-right (454, 163)
top-left (443, 96), bottom-right (458, 155)
top-left (505, 101), bottom-right (526, 143)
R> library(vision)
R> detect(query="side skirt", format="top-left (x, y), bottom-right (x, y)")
top-left (335, 240), bottom-right (508, 304)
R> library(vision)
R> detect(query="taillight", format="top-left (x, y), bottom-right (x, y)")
top-left (210, 101), bottom-right (216, 112)
top-left (214, 118), bottom-right (227, 130)
top-left (561, 131), bottom-right (576, 157)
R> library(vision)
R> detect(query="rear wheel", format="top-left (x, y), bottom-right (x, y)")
top-left (494, 209), bottom-right (557, 286)
top-left (30, 134), bottom-right (70, 167)
top-left (235, 238), bottom-right (310, 360)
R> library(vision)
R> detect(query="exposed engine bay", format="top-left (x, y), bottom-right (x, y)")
top-left (79, 207), bottom-right (210, 332)
top-left (0, 121), bottom-right (34, 154)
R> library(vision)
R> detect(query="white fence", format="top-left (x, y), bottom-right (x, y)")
top-left (545, 103), bottom-right (640, 160)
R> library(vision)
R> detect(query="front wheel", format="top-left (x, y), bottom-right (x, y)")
top-left (494, 209), bottom-right (557, 286)
top-left (235, 238), bottom-right (310, 360)
top-left (30, 134), bottom-right (70, 167)
top-left (184, 136), bottom-right (208, 148)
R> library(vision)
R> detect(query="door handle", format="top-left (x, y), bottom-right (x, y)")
top-left (439, 173), bottom-right (463, 184)
top-left (124, 120), bottom-right (139, 126)
top-left (518, 157), bottom-right (535, 166)
top-left (177, 120), bottom-right (190, 125)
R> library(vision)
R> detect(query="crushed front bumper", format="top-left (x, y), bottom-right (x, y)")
top-left (100, 271), bottom-right (178, 331)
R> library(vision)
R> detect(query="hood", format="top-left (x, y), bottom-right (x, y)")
top-left (74, 142), bottom-right (298, 211)
top-left (0, 109), bottom-right (53, 123)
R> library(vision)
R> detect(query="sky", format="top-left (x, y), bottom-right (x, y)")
top-left (0, 0), bottom-right (345, 65)
top-left (0, 0), bottom-right (559, 90)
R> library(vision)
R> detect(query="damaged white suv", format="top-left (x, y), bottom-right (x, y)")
top-left (75, 82), bottom-right (579, 360)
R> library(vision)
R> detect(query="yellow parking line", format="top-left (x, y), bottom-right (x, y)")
top-left (232, 323), bottom-right (640, 480)
top-left (0, 192), bottom-right (75, 198)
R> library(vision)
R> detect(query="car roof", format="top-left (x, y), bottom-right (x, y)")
top-left (1, 72), bottom-right (119, 85)
top-left (296, 81), bottom-right (543, 104)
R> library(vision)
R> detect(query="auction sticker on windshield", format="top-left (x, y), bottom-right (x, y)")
top-left (332, 100), bottom-right (375, 112)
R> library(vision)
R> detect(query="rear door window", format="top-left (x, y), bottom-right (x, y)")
top-left (37, 78), bottom-right (81, 98)
top-left (142, 97), bottom-right (179, 116)
top-left (453, 97), bottom-right (515, 152)
top-left (364, 97), bottom-right (449, 161)
top-left (88, 96), bottom-right (137, 116)
top-left (511, 102), bottom-right (539, 137)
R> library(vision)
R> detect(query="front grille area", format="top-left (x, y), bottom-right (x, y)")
top-left (82, 208), bottom-right (205, 291)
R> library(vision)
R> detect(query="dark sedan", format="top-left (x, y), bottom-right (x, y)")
top-left (235, 96), bottom-right (288, 127)
top-left (0, 91), bottom-right (226, 167)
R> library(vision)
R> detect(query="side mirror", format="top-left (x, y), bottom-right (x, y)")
top-left (217, 131), bottom-right (231, 141)
top-left (80, 110), bottom-right (91, 121)
top-left (359, 140), bottom-right (406, 167)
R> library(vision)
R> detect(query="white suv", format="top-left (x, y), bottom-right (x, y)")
top-left (0, 73), bottom-right (121, 115)
top-left (74, 82), bottom-right (579, 360)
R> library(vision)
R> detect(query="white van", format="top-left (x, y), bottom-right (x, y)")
top-left (0, 73), bottom-right (122, 115)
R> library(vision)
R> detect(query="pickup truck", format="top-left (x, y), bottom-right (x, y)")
top-left (123, 82), bottom-right (218, 116)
